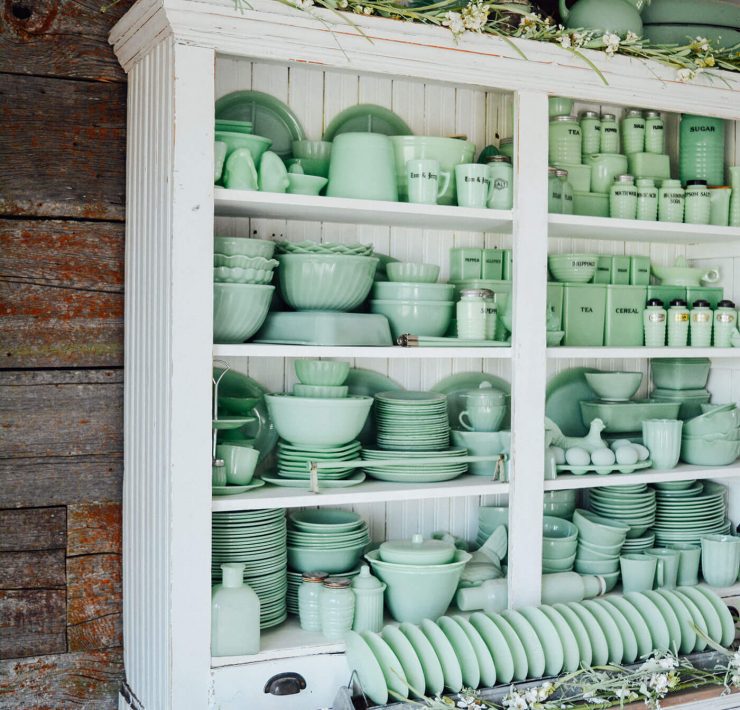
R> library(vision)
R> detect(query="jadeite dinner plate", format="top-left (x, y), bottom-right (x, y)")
top-left (589, 599), bottom-right (636, 664)
top-left (672, 589), bottom-right (709, 651)
top-left (362, 631), bottom-right (408, 701)
top-left (677, 586), bottom-right (723, 645)
top-left (545, 367), bottom-right (601, 437)
top-left (643, 590), bottom-right (682, 655)
top-left (623, 592), bottom-right (671, 652)
top-left (365, 469), bottom-right (464, 483)
top-left (432, 372), bottom-right (512, 431)
top-left (655, 589), bottom-right (697, 655)
top-left (695, 585), bottom-right (736, 648)
top-left (451, 616), bottom-right (497, 688)
top-left (437, 616), bottom-right (480, 689)
top-left (500, 610), bottom-right (545, 680)
top-left (538, 605), bottom-right (580, 673)
top-left (601, 596), bottom-right (653, 659)
top-left (518, 606), bottom-right (564, 677)
top-left (486, 613), bottom-right (528, 682)
top-left (322, 104), bottom-right (412, 142)
top-left (564, 603), bottom-right (609, 667)
top-left (470, 612), bottom-right (515, 684)
top-left (211, 480), bottom-right (266, 496)
top-left (344, 631), bottom-right (388, 706)
top-left (420, 619), bottom-right (463, 692)
top-left (346, 369), bottom-right (404, 445)
top-left (399, 623), bottom-right (444, 696)
top-left (552, 603), bottom-right (593, 668)
top-left (381, 626), bottom-right (426, 699)
top-left (582, 600), bottom-right (624, 665)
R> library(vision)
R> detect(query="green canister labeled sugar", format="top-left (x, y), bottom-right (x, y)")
top-left (689, 299), bottom-right (712, 347)
top-left (580, 110), bottom-right (601, 155)
top-left (713, 300), bottom-right (737, 348)
top-left (643, 298), bottom-right (666, 347)
top-left (659, 179), bottom-right (685, 223)
top-left (644, 110), bottom-right (665, 154)
top-left (621, 109), bottom-right (645, 155)
top-left (556, 169), bottom-right (574, 214)
top-left (636, 178), bottom-right (658, 221)
top-left (667, 298), bottom-right (690, 347)
top-left (610, 175), bottom-right (637, 220)
top-left (548, 167), bottom-right (562, 213)
top-left (684, 180), bottom-right (711, 225)
top-left (600, 113), bottom-right (620, 153)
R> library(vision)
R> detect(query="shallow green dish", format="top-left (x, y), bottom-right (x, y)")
top-left (582, 600), bottom-right (624, 665)
top-left (211, 480), bottom-right (265, 496)
top-left (344, 631), bottom-right (388, 705)
top-left (323, 104), bottom-right (412, 142)
top-left (399, 622), bottom-right (445, 696)
top-left (381, 626), bottom-right (426, 699)
top-left (538, 605), bottom-right (581, 673)
top-left (362, 631), bottom-right (409, 700)
top-left (518, 607), bottom-right (564, 677)
top-left (500, 610), bottom-right (545, 680)
top-left (469, 613), bottom-right (515, 684)
top-left (451, 615), bottom-right (497, 688)
top-left (564, 603), bottom-right (609, 667)
top-left (551, 603), bottom-right (593, 668)
top-left (485, 613), bottom-right (529, 682)
top-left (601, 595), bottom-right (653, 658)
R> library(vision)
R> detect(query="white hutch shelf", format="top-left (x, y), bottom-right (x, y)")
top-left (110, 1), bottom-right (740, 708)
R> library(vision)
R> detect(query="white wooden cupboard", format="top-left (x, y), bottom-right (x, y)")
top-left (110, 2), bottom-right (740, 708)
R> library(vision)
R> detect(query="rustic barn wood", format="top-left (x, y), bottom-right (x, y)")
top-left (67, 503), bottom-right (122, 557)
top-left (0, 549), bottom-right (66, 589)
top-left (0, 369), bottom-right (123, 458)
top-left (0, 73), bottom-right (126, 220)
top-left (0, 589), bottom-right (66, 658)
top-left (67, 553), bottom-right (122, 628)
top-left (0, 507), bottom-right (66, 550)
top-left (67, 613), bottom-right (122, 654)
top-left (0, 0), bottom-right (133, 82)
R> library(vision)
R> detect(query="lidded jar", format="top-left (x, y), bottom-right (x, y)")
top-left (621, 109), bottom-right (645, 155)
top-left (636, 178), bottom-right (658, 221)
top-left (548, 167), bottom-right (562, 214)
top-left (684, 180), bottom-right (711, 225)
top-left (549, 115), bottom-right (582, 165)
top-left (658, 179), bottom-right (685, 223)
top-left (690, 299), bottom-right (713, 347)
top-left (609, 174), bottom-right (637, 220)
top-left (556, 169), bottom-right (574, 215)
top-left (644, 110), bottom-right (665, 154)
top-left (211, 563), bottom-right (261, 656)
top-left (457, 288), bottom-right (492, 340)
top-left (667, 298), bottom-right (690, 347)
top-left (486, 155), bottom-right (513, 210)
top-left (298, 571), bottom-right (328, 632)
top-left (580, 110), bottom-right (601, 156)
top-left (351, 565), bottom-right (386, 633)
top-left (319, 577), bottom-right (355, 640)
top-left (643, 298), bottom-right (666, 347)
top-left (679, 114), bottom-right (725, 187)
top-left (600, 113), bottom-right (620, 153)
top-left (713, 300), bottom-right (737, 348)
top-left (379, 533), bottom-right (457, 565)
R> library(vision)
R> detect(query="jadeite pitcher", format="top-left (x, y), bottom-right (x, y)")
top-left (559, 0), bottom-right (643, 37)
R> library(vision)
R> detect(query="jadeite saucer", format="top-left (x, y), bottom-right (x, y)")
top-left (211, 480), bottom-right (265, 496)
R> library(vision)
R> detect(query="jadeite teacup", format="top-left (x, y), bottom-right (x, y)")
top-left (216, 444), bottom-right (259, 485)
top-left (327, 133), bottom-right (398, 202)
top-left (644, 548), bottom-right (680, 589)
top-left (587, 153), bottom-right (629, 194)
top-left (455, 164), bottom-right (493, 208)
top-left (459, 401), bottom-right (506, 432)
top-left (620, 553), bottom-right (657, 593)
top-left (642, 419), bottom-right (683, 470)
top-left (666, 543), bottom-right (701, 586)
top-left (701, 534), bottom-right (740, 587)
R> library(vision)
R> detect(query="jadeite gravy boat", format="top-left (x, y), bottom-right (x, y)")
top-left (651, 257), bottom-right (720, 287)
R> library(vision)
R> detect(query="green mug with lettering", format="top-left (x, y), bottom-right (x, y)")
top-left (455, 164), bottom-right (493, 208)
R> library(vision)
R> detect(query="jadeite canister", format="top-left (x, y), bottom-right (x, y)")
top-left (482, 249), bottom-right (504, 280)
top-left (558, 170), bottom-right (574, 214)
top-left (502, 249), bottom-right (513, 282)
top-left (604, 285), bottom-right (646, 346)
top-left (487, 155), bottom-right (514, 210)
top-left (610, 255), bottom-right (631, 286)
top-left (593, 256), bottom-right (612, 285)
top-left (600, 113), bottom-right (620, 153)
top-left (449, 247), bottom-right (482, 281)
top-left (621, 109), bottom-right (645, 155)
top-left (609, 175), bottom-right (637, 220)
top-left (563, 283), bottom-right (606, 346)
top-left (351, 566), bottom-right (385, 633)
top-left (547, 282), bottom-right (564, 329)
top-left (580, 110), bottom-right (601, 156)
top-left (679, 114), bottom-right (726, 187)
top-left (548, 167), bottom-right (563, 213)
top-left (549, 116), bottom-right (582, 165)
top-left (713, 300), bottom-right (737, 348)
top-left (636, 178), bottom-right (658, 221)
top-left (684, 180), bottom-right (711, 225)
top-left (658, 180), bottom-right (685, 223)
top-left (319, 578), bottom-right (355, 640)
top-left (327, 133), bottom-right (398, 201)
top-left (689, 299), bottom-right (713, 347)
top-left (298, 571), bottom-right (328, 631)
top-left (644, 110), bottom-right (665, 154)
top-left (730, 167), bottom-right (740, 227)
top-left (709, 186), bottom-right (732, 226)
top-left (630, 256), bottom-right (651, 286)
top-left (644, 298), bottom-right (666, 347)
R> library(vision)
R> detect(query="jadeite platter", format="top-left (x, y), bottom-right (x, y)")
top-left (594, 597), bottom-right (644, 661)
top-left (563, 602), bottom-right (609, 666)
top-left (654, 589), bottom-right (697, 655)
top-left (672, 589), bottom-right (709, 651)
top-left (322, 104), bottom-right (412, 142)
top-left (551, 603), bottom-right (593, 668)
top-left (420, 619), bottom-right (463, 692)
top-left (487, 613), bottom-right (529, 682)
top-left (546, 367), bottom-right (601, 436)
top-left (437, 616), bottom-right (480, 689)
top-left (538, 605), bottom-right (580, 673)
top-left (500, 609), bottom-right (545, 680)
top-left (622, 592), bottom-right (671, 651)
top-left (362, 631), bottom-right (409, 700)
top-left (344, 631), bottom-right (388, 706)
top-left (518, 606), bottom-right (564, 677)
top-left (582, 599), bottom-right (624, 665)
top-left (380, 626), bottom-right (426, 699)
top-left (677, 586), bottom-right (723, 645)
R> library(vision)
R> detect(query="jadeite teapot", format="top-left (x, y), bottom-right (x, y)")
top-left (559, 0), bottom-right (644, 37)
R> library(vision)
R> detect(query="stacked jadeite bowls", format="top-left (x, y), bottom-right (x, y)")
top-left (542, 516), bottom-right (577, 573)
top-left (543, 490), bottom-right (577, 520)
top-left (286, 510), bottom-right (369, 574)
top-left (572, 508), bottom-right (629, 589)
top-left (653, 480), bottom-right (730, 545)
top-left (681, 403), bottom-right (740, 466)
top-left (587, 485), bottom-right (656, 538)
top-left (650, 357), bottom-right (712, 421)
top-left (476, 506), bottom-right (509, 547)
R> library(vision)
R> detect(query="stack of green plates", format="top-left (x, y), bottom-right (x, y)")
top-left (215, 118), bottom-right (253, 134)
top-left (276, 440), bottom-right (361, 480)
top-left (653, 481), bottom-right (729, 545)
top-left (361, 447), bottom-right (468, 483)
top-left (212, 509), bottom-right (287, 629)
top-left (375, 391), bottom-right (450, 452)
top-left (621, 531), bottom-right (655, 553)
top-left (286, 567), bottom-right (361, 615)
top-left (588, 485), bottom-right (656, 539)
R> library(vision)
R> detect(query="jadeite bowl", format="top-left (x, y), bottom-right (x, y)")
top-left (600, 571), bottom-right (620, 592)
top-left (287, 174), bottom-right (328, 196)
top-left (389, 136), bottom-right (476, 206)
top-left (214, 236), bottom-right (276, 259)
top-left (292, 139), bottom-right (332, 161)
top-left (680, 436), bottom-right (740, 466)
top-left (684, 408), bottom-right (739, 437)
top-left (542, 539), bottom-right (578, 560)
top-left (265, 393), bottom-right (373, 447)
top-left (365, 548), bottom-right (472, 623)
top-left (543, 516), bottom-right (578, 540)
top-left (573, 509), bottom-right (630, 547)
top-left (543, 490), bottom-right (577, 520)
top-left (370, 299), bottom-right (454, 340)
top-left (287, 541), bottom-right (367, 573)
top-left (548, 254), bottom-right (598, 283)
top-left (577, 538), bottom-right (624, 556)
top-left (294, 359), bottom-right (350, 386)
top-left (651, 358), bottom-right (711, 391)
top-left (213, 283), bottom-right (274, 344)
top-left (290, 509), bottom-right (363, 531)
top-left (214, 131), bottom-right (272, 165)
top-left (542, 554), bottom-right (576, 571)
top-left (277, 254), bottom-right (378, 311)
top-left (575, 544), bottom-right (616, 561)
top-left (574, 558), bottom-right (619, 575)
top-left (386, 262), bottom-right (440, 284)
top-left (213, 265), bottom-right (275, 285)
top-left (451, 430), bottom-right (510, 476)
top-left (292, 384), bottom-right (348, 398)
top-left (585, 372), bottom-right (643, 401)
top-left (372, 282), bottom-right (455, 302)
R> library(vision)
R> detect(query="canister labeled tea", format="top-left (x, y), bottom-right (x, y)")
top-left (557, 169), bottom-right (574, 214)
top-left (549, 116), bottom-right (582, 165)
top-left (610, 175), bottom-right (637, 220)
top-left (667, 298), bottom-right (690, 347)
top-left (684, 180), bottom-right (711, 225)
top-left (548, 167), bottom-right (562, 213)
top-left (659, 180), bottom-right (685, 223)
top-left (486, 155), bottom-right (513, 210)
top-left (644, 298), bottom-right (666, 347)
top-left (600, 113), bottom-right (620, 153)
top-left (689, 299), bottom-right (712, 347)
top-left (457, 288), bottom-right (492, 340)
top-left (644, 110), bottom-right (665, 154)
top-left (621, 109), bottom-right (645, 155)
top-left (636, 178), bottom-right (658, 221)
top-left (580, 110), bottom-right (601, 156)
top-left (713, 300), bottom-right (737, 348)
top-left (563, 283), bottom-right (606, 346)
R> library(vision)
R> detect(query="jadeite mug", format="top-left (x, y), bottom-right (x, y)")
top-left (701, 534), bottom-right (740, 587)
top-left (455, 164), bottom-right (493, 208)
top-left (619, 553), bottom-right (656, 593)
top-left (666, 543), bottom-right (701, 586)
top-left (587, 153), bottom-right (629, 194)
top-left (327, 133), bottom-right (398, 202)
top-left (644, 548), bottom-right (680, 589)
top-left (406, 159), bottom-right (451, 205)
top-left (641, 419), bottom-right (683, 470)
top-left (215, 444), bottom-right (259, 485)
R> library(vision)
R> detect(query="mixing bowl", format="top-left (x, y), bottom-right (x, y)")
top-left (214, 236), bottom-right (276, 259)
top-left (386, 262), bottom-right (440, 284)
top-left (372, 282), bottom-right (455, 302)
top-left (585, 372), bottom-right (643, 401)
top-left (370, 299), bottom-right (454, 339)
top-left (548, 254), bottom-right (598, 283)
top-left (294, 359), bottom-right (350, 386)
top-left (213, 283), bottom-right (274, 344)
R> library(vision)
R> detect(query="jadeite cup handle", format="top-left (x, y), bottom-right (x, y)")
top-left (437, 170), bottom-right (451, 198)
top-left (702, 268), bottom-right (720, 284)
top-left (459, 411), bottom-right (474, 431)
top-left (655, 558), bottom-right (664, 588)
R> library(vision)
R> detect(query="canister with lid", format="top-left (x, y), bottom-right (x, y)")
top-left (636, 178), bottom-right (658, 221)
top-left (630, 256), bottom-right (651, 286)
top-left (684, 180), bottom-right (711, 225)
top-left (610, 255), bottom-right (631, 286)
top-left (644, 110), bottom-right (665, 154)
top-left (351, 566), bottom-right (385, 633)
top-left (690, 300), bottom-right (713, 347)
top-left (713, 300), bottom-right (737, 348)
top-left (549, 115), bottom-right (582, 165)
top-left (299, 572), bottom-right (329, 631)
top-left (484, 294), bottom-right (498, 340)
top-left (548, 167), bottom-right (562, 213)
top-left (610, 175), bottom-right (637, 220)
top-left (556, 169), bottom-right (574, 214)
top-left (600, 113), bottom-right (620, 153)
top-left (482, 248), bottom-right (504, 280)
top-left (644, 298), bottom-right (666, 347)
top-left (593, 256), bottom-right (612, 285)
top-left (486, 155), bottom-right (513, 210)
top-left (319, 577), bottom-right (355, 640)
top-left (457, 288), bottom-right (493, 340)
top-left (580, 110), bottom-right (601, 155)
top-left (562, 283), bottom-right (607, 346)
top-left (604, 285), bottom-right (646, 346)
top-left (621, 109), bottom-right (645, 154)
top-left (679, 114), bottom-right (726, 187)
top-left (667, 299), bottom-right (690, 347)
top-left (658, 180), bottom-right (685, 223)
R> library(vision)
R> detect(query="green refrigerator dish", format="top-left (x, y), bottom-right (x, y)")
top-left (686, 286), bottom-right (724, 310)
top-left (563, 283), bottom-right (606, 346)
top-left (547, 283), bottom-right (564, 330)
top-left (648, 285), bottom-right (686, 306)
top-left (604, 285), bottom-right (647, 346)
top-left (610, 256), bottom-right (631, 285)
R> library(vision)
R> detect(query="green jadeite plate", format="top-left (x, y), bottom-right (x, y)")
top-left (672, 590), bottom-right (708, 652)
top-left (420, 619), bottom-right (463, 693)
top-left (552, 603), bottom-right (593, 669)
top-left (486, 613), bottom-right (528, 682)
top-left (600, 596), bottom-right (652, 659)
top-left (322, 104), bottom-right (412, 142)
top-left (451, 616), bottom-right (496, 688)
top-left (500, 609), bottom-right (545, 680)
top-left (623, 592), bottom-right (671, 652)
top-left (564, 602), bottom-right (609, 667)
top-left (655, 590), bottom-right (697, 655)
top-left (582, 599), bottom-right (625, 665)
top-left (676, 586), bottom-right (722, 646)
top-left (399, 622), bottom-right (444, 696)
top-left (546, 367), bottom-right (601, 436)
top-left (469, 612), bottom-right (515, 684)
top-left (431, 373), bottom-right (511, 431)
top-left (262, 472), bottom-right (366, 488)
top-left (695, 585), bottom-right (736, 648)
top-left (362, 631), bottom-right (408, 701)
top-left (538, 605), bottom-right (580, 673)
top-left (344, 631), bottom-right (388, 706)
top-left (437, 616), bottom-right (480, 689)
top-left (518, 606), bottom-right (564, 677)
top-left (211, 480), bottom-right (265, 496)
top-left (346, 368), bottom-right (403, 445)
top-left (364, 469), bottom-right (464, 483)
top-left (642, 590), bottom-right (682, 655)
top-left (381, 626), bottom-right (425, 699)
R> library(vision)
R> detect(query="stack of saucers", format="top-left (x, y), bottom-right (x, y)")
top-left (211, 508), bottom-right (287, 629)
top-left (375, 391), bottom-right (450, 452)
top-left (286, 566), bottom-right (361, 615)
top-left (621, 531), bottom-right (655, 553)
top-left (277, 440), bottom-right (361, 480)
top-left (587, 485), bottom-right (656, 539)
top-left (361, 446), bottom-right (468, 483)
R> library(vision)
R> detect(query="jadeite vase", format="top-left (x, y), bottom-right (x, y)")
top-left (211, 563), bottom-right (260, 656)
top-left (559, 0), bottom-right (643, 37)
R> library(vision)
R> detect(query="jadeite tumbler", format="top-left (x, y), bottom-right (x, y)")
top-left (642, 419), bottom-right (683, 470)
top-left (701, 534), bottom-right (740, 587)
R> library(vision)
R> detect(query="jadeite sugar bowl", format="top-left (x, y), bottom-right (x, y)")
top-left (213, 283), bottom-right (274, 344)
top-left (584, 372), bottom-right (643, 401)
top-left (294, 359), bottom-right (350, 386)
top-left (379, 534), bottom-right (456, 565)
top-left (548, 254), bottom-right (598, 283)
top-left (365, 548), bottom-right (471, 623)
top-left (265, 393), bottom-right (373, 446)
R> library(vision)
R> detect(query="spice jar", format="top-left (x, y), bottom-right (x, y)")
top-left (212, 459), bottom-right (227, 487)
top-left (298, 571), bottom-right (328, 631)
top-left (684, 180), bottom-right (711, 225)
top-left (499, 137), bottom-right (514, 159)
top-left (549, 115), bottom-right (582, 165)
top-left (556, 169), bottom-right (574, 214)
top-left (713, 300), bottom-right (737, 348)
top-left (621, 109), bottom-right (645, 155)
top-left (457, 288), bottom-right (493, 340)
top-left (644, 110), bottom-right (665, 154)
top-left (548, 167), bottom-right (562, 213)
top-left (643, 298), bottom-right (666, 347)
top-left (319, 577), bottom-right (355, 640)
top-left (636, 178), bottom-right (658, 221)
top-left (580, 110), bottom-right (601, 156)
top-left (610, 175), bottom-right (637, 220)
top-left (600, 113), bottom-right (620, 153)
top-left (658, 180), bottom-right (685, 223)
top-left (486, 155), bottom-right (513, 210)
top-left (667, 299), bottom-right (690, 347)
top-left (690, 299), bottom-right (712, 347)
top-left (351, 566), bottom-right (385, 633)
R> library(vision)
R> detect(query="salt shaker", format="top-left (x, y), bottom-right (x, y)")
top-left (298, 571), bottom-right (328, 632)
top-left (351, 566), bottom-right (385, 633)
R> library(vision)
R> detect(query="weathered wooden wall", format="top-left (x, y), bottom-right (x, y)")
top-left (0, 0), bottom-right (132, 705)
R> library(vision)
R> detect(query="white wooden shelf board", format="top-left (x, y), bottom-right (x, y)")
top-left (214, 188), bottom-right (513, 232)
top-left (548, 347), bottom-right (740, 360)
top-left (545, 463), bottom-right (740, 491)
top-left (213, 344), bottom-right (512, 359)
top-left (212, 475), bottom-right (509, 511)
top-left (549, 214), bottom-right (740, 244)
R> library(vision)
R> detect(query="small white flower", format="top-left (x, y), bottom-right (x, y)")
top-left (558, 34), bottom-right (572, 49)
top-left (443, 10), bottom-right (466, 36)
top-left (677, 67), bottom-right (696, 82)
top-left (293, 0), bottom-right (314, 8)
top-left (603, 32), bottom-right (621, 56)
top-left (625, 30), bottom-right (639, 42)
